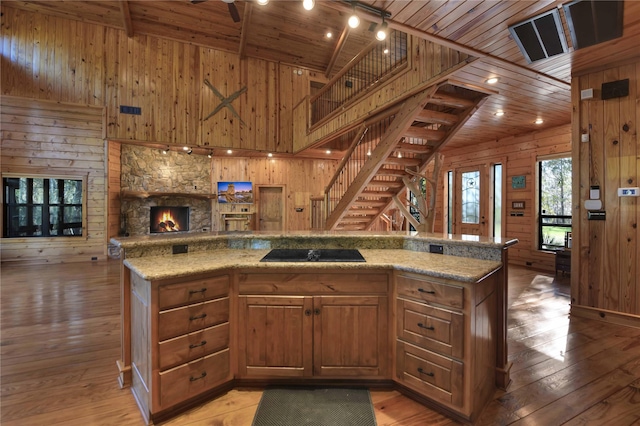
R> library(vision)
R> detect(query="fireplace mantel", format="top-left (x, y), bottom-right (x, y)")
top-left (120, 190), bottom-right (215, 200)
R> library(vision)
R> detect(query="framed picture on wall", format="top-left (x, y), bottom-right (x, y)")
top-left (217, 181), bottom-right (253, 204)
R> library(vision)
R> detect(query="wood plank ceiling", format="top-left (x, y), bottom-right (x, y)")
top-left (5, 0), bottom-right (640, 151)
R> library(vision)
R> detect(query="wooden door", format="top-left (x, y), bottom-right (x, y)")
top-left (453, 165), bottom-right (489, 236)
top-left (313, 295), bottom-right (388, 377)
top-left (257, 186), bottom-right (284, 231)
top-left (238, 295), bottom-right (313, 377)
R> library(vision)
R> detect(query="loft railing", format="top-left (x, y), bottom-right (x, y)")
top-left (323, 115), bottom-right (395, 224)
top-left (310, 30), bottom-right (408, 125)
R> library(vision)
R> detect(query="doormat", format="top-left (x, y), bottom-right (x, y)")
top-left (252, 387), bottom-right (377, 426)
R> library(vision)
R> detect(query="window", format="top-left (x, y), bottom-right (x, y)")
top-left (538, 157), bottom-right (572, 250)
top-left (3, 176), bottom-right (84, 238)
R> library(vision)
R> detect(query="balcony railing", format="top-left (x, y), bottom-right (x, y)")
top-left (310, 30), bottom-right (408, 126)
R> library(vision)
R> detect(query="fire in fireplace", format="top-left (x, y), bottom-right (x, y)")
top-left (150, 206), bottom-right (189, 233)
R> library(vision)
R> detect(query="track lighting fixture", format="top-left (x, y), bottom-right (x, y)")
top-left (162, 146), bottom-right (169, 155)
top-left (375, 20), bottom-right (388, 41)
top-left (348, 11), bottom-right (360, 29)
top-left (303, 0), bottom-right (314, 11)
top-left (207, 151), bottom-right (213, 158)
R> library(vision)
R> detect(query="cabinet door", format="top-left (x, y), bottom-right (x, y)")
top-left (313, 296), bottom-right (388, 377)
top-left (238, 295), bottom-right (313, 377)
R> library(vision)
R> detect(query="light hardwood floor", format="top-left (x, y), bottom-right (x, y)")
top-left (1, 261), bottom-right (639, 425)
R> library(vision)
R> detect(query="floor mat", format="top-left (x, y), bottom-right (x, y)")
top-left (252, 387), bottom-right (377, 426)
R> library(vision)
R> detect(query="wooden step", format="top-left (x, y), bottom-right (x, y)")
top-left (348, 208), bottom-right (380, 215)
top-left (414, 109), bottom-right (459, 126)
top-left (376, 168), bottom-right (410, 177)
top-left (368, 179), bottom-right (403, 188)
top-left (428, 92), bottom-right (476, 109)
top-left (395, 142), bottom-right (432, 154)
top-left (353, 200), bottom-right (388, 207)
top-left (384, 157), bottom-right (421, 167)
top-left (404, 126), bottom-right (445, 141)
top-left (360, 189), bottom-right (395, 197)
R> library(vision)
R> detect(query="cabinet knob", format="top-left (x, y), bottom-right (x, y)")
top-left (314, 308), bottom-right (321, 315)
top-left (305, 309), bottom-right (312, 316)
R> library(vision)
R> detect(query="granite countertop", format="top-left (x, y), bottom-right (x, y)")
top-left (124, 248), bottom-right (503, 283)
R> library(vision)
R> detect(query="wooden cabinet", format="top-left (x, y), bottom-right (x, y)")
top-left (394, 271), bottom-right (498, 422)
top-left (238, 271), bottom-right (390, 379)
top-left (128, 272), bottom-right (232, 424)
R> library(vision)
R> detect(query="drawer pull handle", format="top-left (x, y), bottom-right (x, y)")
top-left (189, 371), bottom-right (207, 382)
top-left (314, 308), bottom-right (321, 315)
top-left (189, 340), bottom-right (207, 349)
top-left (189, 313), bottom-right (207, 321)
top-left (417, 322), bottom-right (435, 331)
top-left (417, 368), bottom-right (434, 377)
top-left (305, 309), bottom-right (312, 316)
top-left (189, 288), bottom-right (207, 295)
top-left (418, 288), bottom-right (436, 295)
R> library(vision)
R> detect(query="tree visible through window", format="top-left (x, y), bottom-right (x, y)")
top-left (538, 157), bottom-right (572, 250)
top-left (3, 177), bottom-right (84, 237)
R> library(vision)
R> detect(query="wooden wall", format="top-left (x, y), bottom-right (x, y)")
top-left (436, 125), bottom-right (573, 272)
top-left (0, 6), bottom-right (309, 154)
top-left (211, 157), bottom-right (339, 231)
top-left (0, 96), bottom-right (107, 263)
top-left (571, 59), bottom-right (640, 319)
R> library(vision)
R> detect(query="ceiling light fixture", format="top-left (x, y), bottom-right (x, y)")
top-left (535, 118), bottom-right (544, 124)
top-left (495, 110), bottom-right (505, 117)
top-left (268, 153), bottom-right (273, 157)
top-left (183, 146), bottom-right (190, 151)
top-left (303, 0), bottom-right (314, 11)
top-left (326, 32), bottom-right (333, 38)
top-left (226, 149), bottom-right (233, 154)
top-left (207, 151), bottom-right (213, 158)
top-left (383, 48), bottom-right (389, 54)
top-left (326, 150), bottom-right (331, 154)
top-left (486, 77), bottom-right (499, 85)
top-left (376, 19), bottom-right (388, 41)
top-left (187, 148), bottom-right (193, 155)
top-left (256, 0), bottom-right (268, 5)
top-left (162, 146), bottom-right (169, 154)
top-left (348, 12), bottom-right (360, 29)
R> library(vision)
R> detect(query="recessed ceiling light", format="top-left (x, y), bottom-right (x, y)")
top-left (486, 77), bottom-right (499, 85)
top-left (268, 153), bottom-right (273, 157)
top-left (256, 0), bottom-right (268, 5)
top-left (326, 150), bottom-right (331, 154)
top-left (226, 149), bottom-right (233, 154)
top-left (495, 110), bottom-right (505, 117)
top-left (303, 0), bottom-right (314, 11)
top-left (535, 118), bottom-right (544, 124)
top-left (326, 32), bottom-right (333, 39)
top-left (383, 48), bottom-right (389, 54)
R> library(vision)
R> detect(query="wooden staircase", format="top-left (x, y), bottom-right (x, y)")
top-left (323, 80), bottom-right (491, 231)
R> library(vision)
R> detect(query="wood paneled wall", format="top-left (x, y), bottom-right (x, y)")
top-left (0, 6), bottom-right (308, 153)
top-left (211, 157), bottom-right (338, 231)
top-left (571, 60), bottom-right (640, 319)
top-left (0, 96), bottom-right (106, 263)
top-left (436, 125), bottom-right (572, 272)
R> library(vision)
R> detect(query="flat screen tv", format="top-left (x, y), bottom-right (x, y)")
top-left (217, 181), bottom-right (253, 204)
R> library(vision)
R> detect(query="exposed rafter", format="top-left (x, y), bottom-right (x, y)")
top-left (119, 0), bottom-right (133, 38)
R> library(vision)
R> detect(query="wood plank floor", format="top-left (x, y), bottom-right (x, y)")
top-left (1, 261), bottom-right (639, 425)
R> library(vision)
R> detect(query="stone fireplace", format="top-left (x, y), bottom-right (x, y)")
top-left (120, 145), bottom-right (212, 236)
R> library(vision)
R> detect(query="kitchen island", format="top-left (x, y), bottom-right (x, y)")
top-left (112, 231), bottom-right (517, 424)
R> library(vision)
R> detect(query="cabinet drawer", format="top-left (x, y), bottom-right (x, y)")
top-left (158, 297), bottom-right (229, 341)
top-left (159, 275), bottom-right (229, 310)
top-left (397, 299), bottom-right (463, 359)
top-left (158, 348), bottom-right (230, 410)
top-left (396, 341), bottom-right (463, 408)
top-left (396, 273), bottom-right (463, 309)
top-left (158, 322), bottom-right (229, 370)
top-left (238, 272), bottom-right (388, 294)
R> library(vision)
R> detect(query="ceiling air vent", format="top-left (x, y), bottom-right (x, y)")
top-left (509, 9), bottom-right (568, 63)
top-left (563, 0), bottom-right (624, 50)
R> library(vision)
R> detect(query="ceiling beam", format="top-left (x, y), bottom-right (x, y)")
top-left (325, 25), bottom-right (350, 78)
top-left (119, 0), bottom-right (133, 38)
top-left (238, 2), bottom-right (253, 59)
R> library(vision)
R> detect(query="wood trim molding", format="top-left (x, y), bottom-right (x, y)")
top-left (570, 304), bottom-right (640, 329)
